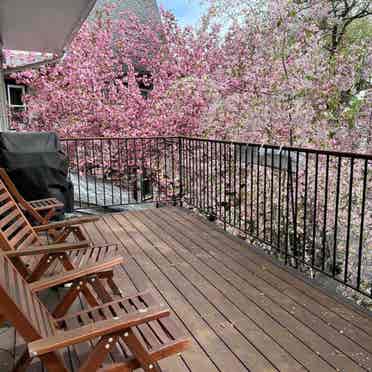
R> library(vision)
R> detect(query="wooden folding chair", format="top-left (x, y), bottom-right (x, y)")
top-left (0, 253), bottom-right (191, 372)
top-left (0, 168), bottom-right (94, 245)
top-left (0, 168), bottom-right (64, 224)
top-left (0, 176), bottom-right (122, 297)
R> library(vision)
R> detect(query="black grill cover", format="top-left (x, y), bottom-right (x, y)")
top-left (0, 131), bottom-right (73, 213)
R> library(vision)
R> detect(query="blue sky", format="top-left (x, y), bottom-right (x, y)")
top-left (158, 0), bottom-right (207, 26)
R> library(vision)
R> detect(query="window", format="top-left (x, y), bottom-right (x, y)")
top-left (7, 85), bottom-right (25, 109)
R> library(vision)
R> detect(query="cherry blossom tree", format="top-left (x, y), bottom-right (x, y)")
top-left (6, 0), bottom-right (371, 306)
top-left (8, 0), bottom-right (371, 153)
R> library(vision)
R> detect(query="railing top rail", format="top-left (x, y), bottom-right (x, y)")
top-left (60, 136), bottom-right (372, 160)
top-left (179, 137), bottom-right (372, 160)
top-left (61, 136), bottom-right (180, 141)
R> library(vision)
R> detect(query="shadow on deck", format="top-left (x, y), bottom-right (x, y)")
top-left (1, 206), bottom-right (372, 372)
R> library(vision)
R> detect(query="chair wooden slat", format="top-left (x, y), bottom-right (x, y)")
top-left (4, 217), bottom-right (26, 238)
top-left (86, 245), bottom-right (102, 265)
top-left (20, 273), bottom-right (34, 327)
top-left (26, 283), bottom-right (45, 336)
top-left (39, 301), bottom-right (55, 336)
top-left (131, 297), bottom-right (164, 350)
top-left (73, 247), bottom-right (91, 269)
top-left (110, 302), bottom-right (123, 318)
top-left (0, 200), bottom-right (15, 216)
top-left (14, 267), bottom-right (30, 320)
top-left (120, 297), bottom-right (155, 352)
top-left (88, 308), bottom-right (106, 323)
top-left (141, 291), bottom-right (180, 342)
top-left (71, 248), bottom-right (88, 270)
top-left (79, 312), bottom-right (93, 327)
top-left (0, 191), bottom-right (10, 202)
top-left (0, 209), bottom-right (21, 229)
top-left (0, 256), bottom-right (7, 290)
top-left (16, 232), bottom-right (38, 251)
top-left (1, 255), bottom-right (10, 292)
top-left (0, 255), bottom-right (54, 340)
top-left (9, 224), bottom-right (33, 247)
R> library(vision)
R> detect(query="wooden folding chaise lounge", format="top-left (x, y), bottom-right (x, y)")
top-left (0, 167), bottom-right (88, 242)
top-left (0, 168), bottom-right (91, 243)
top-left (0, 253), bottom-right (191, 372)
top-left (0, 176), bottom-right (121, 298)
top-left (0, 167), bottom-right (65, 225)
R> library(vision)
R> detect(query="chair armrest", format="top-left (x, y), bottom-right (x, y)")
top-left (33, 216), bottom-right (100, 232)
top-left (29, 256), bottom-right (125, 292)
top-left (3, 241), bottom-right (90, 257)
top-left (28, 305), bottom-right (170, 356)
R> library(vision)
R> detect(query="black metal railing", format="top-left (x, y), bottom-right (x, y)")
top-left (61, 137), bottom-right (180, 209)
top-left (62, 136), bottom-right (372, 300)
top-left (180, 137), bottom-right (372, 301)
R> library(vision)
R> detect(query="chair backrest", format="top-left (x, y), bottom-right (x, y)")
top-left (0, 178), bottom-right (40, 252)
top-left (0, 168), bottom-right (43, 224)
top-left (0, 168), bottom-right (27, 205)
top-left (0, 253), bottom-right (55, 341)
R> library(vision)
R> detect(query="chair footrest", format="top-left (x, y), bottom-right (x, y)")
top-left (58, 290), bottom-right (191, 363)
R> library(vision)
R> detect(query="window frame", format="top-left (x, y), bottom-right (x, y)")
top-left (7, 84), bottom-right (26, 109)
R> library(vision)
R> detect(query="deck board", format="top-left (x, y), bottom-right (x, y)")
top-left (2, 206), bottom-right (372, 371)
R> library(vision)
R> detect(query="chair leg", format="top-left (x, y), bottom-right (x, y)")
top-left (10, 258), bottom-right (30, 280)
top-left (52, 283), bottom-right (81, 318)
top-left (52, 280), bottom-right (100, 318)
top-left (46, 225), bottom-right (88, 245)
top-left (60, 254), bottom-right (119, 301)
top-left (44, 208), bottom-right (57, 223)
top-left (78, 334), bottom-right (120, 372)
top-left (98, 361), bottom-right (140, 372)
top-left (58, 253), bottom-right (75, 270)
top-left (80, 283), bottom-right (101, 307)
top-left (28, 254), bottom-right (57, 282)
top-left (72, 226), bottom-right (88, 242)
top-left (87, 274), bottom-right (115, 303)
top-left (95, 270), bottom-right (122, 296)
top-left (52, 227), bottom-right (73, 244)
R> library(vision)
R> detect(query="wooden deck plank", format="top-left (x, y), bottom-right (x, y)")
top-left (112, 213), bottom-right (278, 372)
top-left (96, 207), bottom-right (372, 372)
top-left (2, 206), bottom-right (371, 372)
top-left (109, 207), bottom-right (372, 372)
top-left (126, 210), bottom-right (312, 372)
top-left (170, 207), bottom-right (372, 335)
top-left (84, 216), bottom-right (201, 372)
top-left (152, 207), bottom-right (372, 370)
top-left (99, 214), bottom-right (242, 372)
top-left (130, 209), bottom-right (334, 372)
top-left (147, 209), bottom-right (372, 368)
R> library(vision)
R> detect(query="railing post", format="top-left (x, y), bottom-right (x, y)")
top-left (178, 137), bottom-right (183, 207)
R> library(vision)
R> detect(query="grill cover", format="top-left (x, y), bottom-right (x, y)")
top-left (0, 131), bottom-right (73, 213)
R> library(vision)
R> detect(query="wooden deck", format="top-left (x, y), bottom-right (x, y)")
top-left (1, 206), bottom-right (372, 372)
